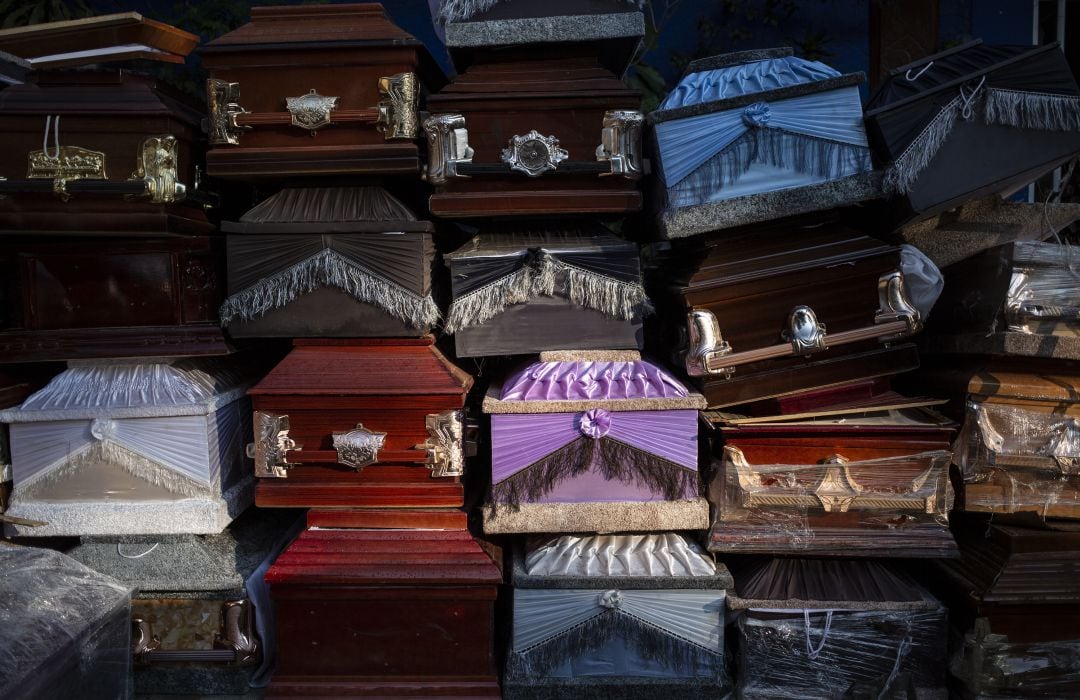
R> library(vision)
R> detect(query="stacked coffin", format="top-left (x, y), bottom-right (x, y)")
top-left (204, 4), bottom-right (504, 696)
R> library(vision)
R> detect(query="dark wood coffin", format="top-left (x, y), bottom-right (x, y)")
top-left (248, 338), bottom-right (473, 509)
top-left (265, 525), bottom-right (502, 697)
top-left (201, 3), bottom-right (442, 179)
top-left (675, 228), bottom-right (923, 407)
top-left (0, 235), bottom-right (228, 363)
top-left (0, 69), bottom-right (211, 234)
top-left (708, 409), bottom-right (957, 557)
top-left (865, 40), bottom-right (1080, 229)
top-left (445, 224), bottom-right (647, 357)
top-left (424, 49), bottom-right (644, 217)
top-left (222, 187), bottom-right (438, 338)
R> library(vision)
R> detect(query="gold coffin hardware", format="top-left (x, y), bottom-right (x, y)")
top-left (247, 411), bottom-right (299, 479)
top-left (27, 145), bottom-right (106, 199)
top-left (129, 135), bottom-right (187, 204)
top-left (376, 72), bottom-right (419, 140)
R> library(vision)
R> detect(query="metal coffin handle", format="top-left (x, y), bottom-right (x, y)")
top-left (132, 599), bottom-right (259, 666)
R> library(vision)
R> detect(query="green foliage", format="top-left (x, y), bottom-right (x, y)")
top-left (0, 0), bottom-right (93, 28)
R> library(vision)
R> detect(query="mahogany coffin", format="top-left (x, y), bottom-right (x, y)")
top-left (424, 49), bottom-right (644, 217)
top-left (0, 69), bottom-right (210, 235)
top-left (677, 228), bottom-right (922, 407)
top-left (248, 338), bottom-right (473, 509)
top-left (201, 3), bottom-right (442, 179)
top-left (0, 236), bottom-right (228, 363)
top-left (264, 527), bottom-right (502, 697)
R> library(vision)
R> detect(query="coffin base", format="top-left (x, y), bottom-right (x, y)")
top-left (503, 677), bottom-right (728, 700)
top-left (265, 677), bottom-right (501, 697)
top-left (708, 518), bottom-right (958, 558)
top-left (482, 498), bottom-right (709, 534)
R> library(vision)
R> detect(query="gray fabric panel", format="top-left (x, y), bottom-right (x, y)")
top-left (225, 286), bottom-right (429, 338)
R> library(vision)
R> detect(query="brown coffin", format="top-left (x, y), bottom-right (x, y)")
top-left (265, 527), bottom-right (501, 697)
top-left (424, 49), bottom-right (644, 217)
top-left (0, 236), bottom-right (228, 362)
top-left (201, 4), bottom-right (441, 179)
top-left (0, 70), bottom-right (210, 234)
top-left (249, 338), bottom-right (473, 509)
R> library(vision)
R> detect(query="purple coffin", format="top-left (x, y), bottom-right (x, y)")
top-left (482, 351), bottom-right (709, 534)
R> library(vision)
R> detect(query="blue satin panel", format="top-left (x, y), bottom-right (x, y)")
top-left (655, 85), bottom-right (870, 188)
top-left (661, 56), bottom-right (841, 109)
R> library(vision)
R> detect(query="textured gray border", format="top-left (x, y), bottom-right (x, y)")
top-left (445, 12), bottom-right (644, 47)
top-left (727, 594), bottom-right (943, 612)
top-left (922, 331), bottom-right (1080, 360)
top-left (685, 48), bottom-right (792, 74)
top-left (483, 381), bottom-right (708, 413)
top-left (510, 541), bottom-right (733, 589)
top-left (482, 498), bottom-right (710, 534)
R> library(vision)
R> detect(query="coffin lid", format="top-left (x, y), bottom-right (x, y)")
top-left (968, 369), bottom-right (1080, 404)
top-left (0, 51), bottom-right (29, 87)
top-left (0, 358), bottom-right (251, 422)
top-left (435, 0), bottom-right (644, 25)
top-left (0, 12), bottom-right (198, 68)
top-left (715, 406), bottom-right (955, 434)
top-left (728, 558), bottom-right (941, 611)
top-left (203, 3), bottom-right (423, 51)
top-left (222, 186), bottom-right (433, 234)
top-left (249, 338), bottom-right (473, 397)
top-left (265, 527), bottom-right (502, 586)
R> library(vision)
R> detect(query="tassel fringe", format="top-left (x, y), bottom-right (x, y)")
top-left (882, 96), bottom-right (962, 195)
top-left (219, 249), bottom-right (440, 330)
top-left (438, 0), bottom-right (643, 23)
top-left (444, 250), bottom-right (652, 333)
top-left (15, 440), bottom-right (211, 501)
top-left (492, 436), bottom-right (698, 507)
top-left (509, 609), bottom-right (721, 678)
top-left (669, 128), bottom-right (872, 207)
top-left (984, 88), bottom-right (1080, 132)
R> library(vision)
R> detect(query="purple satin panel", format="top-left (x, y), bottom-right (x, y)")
top-left (499, 360), bottom-right (690, 401)
top-left (490, 410), bottom-right (700, 483)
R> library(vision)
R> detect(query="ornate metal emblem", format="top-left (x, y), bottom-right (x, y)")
top-left (417, 410), bottom-right (473, 479)
top-left (286, 89), bottom-right (339, 132)
top-left (501, 130), bottom-right (568, 177)
top-left (596, 110), bottom-right (644, 179)
top-left (376, 72), bottom-right (419, 140)
top-left (27, 145), bottom-right (106, 199)
top-left (130, 135), bottom-right (186, 204)
top-left (332, 424), bottom-right (386, 471)
top-left (423, 113), bottom-right (474, 184)
top-left (783, 305), bottom-right (828, 355)
top-left (206, 79), bottom-right (250, 146)
top-left (246, 412), bottom-right (299, 479)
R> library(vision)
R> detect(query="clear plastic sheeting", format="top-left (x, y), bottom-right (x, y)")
top-left (1005, 240), bottom-right (1080, 334)
top-left (0, 545), bottom-right (132, 700)
top-left (951, 622), bottom-right (1080, 698)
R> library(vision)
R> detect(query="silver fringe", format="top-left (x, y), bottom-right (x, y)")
top-left (444, 250), bottom-right (652, 334)
top-left (15, 440), bottom-right (212, 501)
top-left (219, 249), bottom-right (441, 330)
top-left (438, 0), bottom-right (643, 23)
top-left (984, 87), bottom-right (1080, 132)
top-left (882, 95), bottom-right (963, 195)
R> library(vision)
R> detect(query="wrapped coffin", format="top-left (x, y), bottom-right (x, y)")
top-left (730, 558), bottom-right (948, 699)
top-left (650, 48), bottom-right (877, 238)
top-left (708, 409), bottom-right (956, 557)
top-left (264, 521), bottom-right (502, 697)
top-left (865, 40), bottom-right (1080, 228)
top-left (504, 533), bottom-right (731, 699)
top-left (955, 369), bottom-right (1080, 519)
top-left (65, 507), bottom-right (302, 695)
top-left (677, 228), bottom-right (925, 408)
top-left (0, 358), bottom-right (254, 537)
top-left (248, 338), bottom-right (473, 509)
top-left (220, 187), bottom-right (439, 338)
top-left (445, 224), bottom-right (649, 357)
top-left (0, 235), bottom-right (228, 362)
top-left (482, 351), bottom-right (709, 534)
top-left (0, 546), bottom-right (132, 700)
top-left (201, 3), bottom-right (441, 179)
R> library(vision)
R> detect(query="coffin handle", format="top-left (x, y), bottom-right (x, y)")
top-left (132, 600), bottom-right (258, 666)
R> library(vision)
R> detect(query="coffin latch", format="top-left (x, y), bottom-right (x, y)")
top-left (133, 599), bottom-right (258, 665)
top-left (423, 113), bottom-right (474, 184)
top-left (247, 411), bottom-right (300, 479)
top-left (416, 410), bottom-right (476, 478)
top-left (332, 423), bottom-right (387, 471)
top-left (596, 110), bottom-right (644, 179)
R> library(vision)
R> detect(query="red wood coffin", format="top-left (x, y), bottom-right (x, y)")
top-left (265, 526), bottom-right (502, 697)
top-left (0, 235), bottom-right (228, 363)
top-left (423, 49), bottom-right (644, 217)
top-left (201, 3), bottom-right (442, 179)
top-left (708, 408), bottom-right (957, 558)
top-left (677, 227), bottom-right (923, 407)
top-left (248, 338), bottom-right (474, 509)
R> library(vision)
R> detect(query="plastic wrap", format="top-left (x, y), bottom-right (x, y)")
top-left (951, 622), bottom-right (1080, 698)
top-left (1005, 241), bottom-right (1080, 334)
top-left (0, 546), bottom-right (132, 700)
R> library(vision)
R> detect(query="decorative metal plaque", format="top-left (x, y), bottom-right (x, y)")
top-left (286, 89), bottom-right (339, 132)
top-left (501, 130), bottom-right (568, 177)
top-left (332, 424), bottom-right (386, 471)
top-left (27, 145), bottom-right (106, 198)
top-left (130, 135), bottom-right (186, 204)
top-left (376, 72), bottom-right (419, 140)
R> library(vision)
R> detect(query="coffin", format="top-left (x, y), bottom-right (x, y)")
top-left (504, 533), bottom-right (730, 699)
top-left (248, 338), bottom-right (473, 509)
top-left (0, 235), bottom-right (229, 363)
top-left (650, 48), bottom-right (878, 238)
top-left (0, 15), bottom-right (211, 235)
top-left (482, 351), bottom-right (709, 534)
top-left (221, 187), bottom-right (439, 338)
top-left (264, 526), bottom-right (502, 697)
top-left (955, 369), bottom-right (1080, 519)
top-left (708, 409), bottom-right (956, 557)
top-left (676, 228), bottom-right (924, 407)
top-left (865, 40), bottom-right (1080, 229)
top-left (0, 371), bottom-right (44, 512)
top-left (0, 358), bottom-right (255, 537)
top-left (729, 558), bottom-right (948, 700)
top-left (65, 508), bottom-right (303, 695)
top-left (0, 546), bottom-right (132, 700)
top-left (445, 225), bottom-right (649, 357)
top-left (201, 3), bottom-right (442, 179)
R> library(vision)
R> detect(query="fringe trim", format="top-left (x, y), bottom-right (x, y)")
top-left (984, 88), bottom-right (1080, 132)
top-left (219, 249), bottom-right (440, 330)
top-left (882, 95), bottom-right (962, 195)
top-left (509, 608), bottom-right (721, 677)
top-left (15, 440), bottom-right (212, 501)
top-left (438, 0), bottom-right (643, 23)
top-left (492, 436), bottom-right (698, 507)
top-left (444, 250), bottom-right (652, 333)
top-left (669, 127), bottom-right (872, 205)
